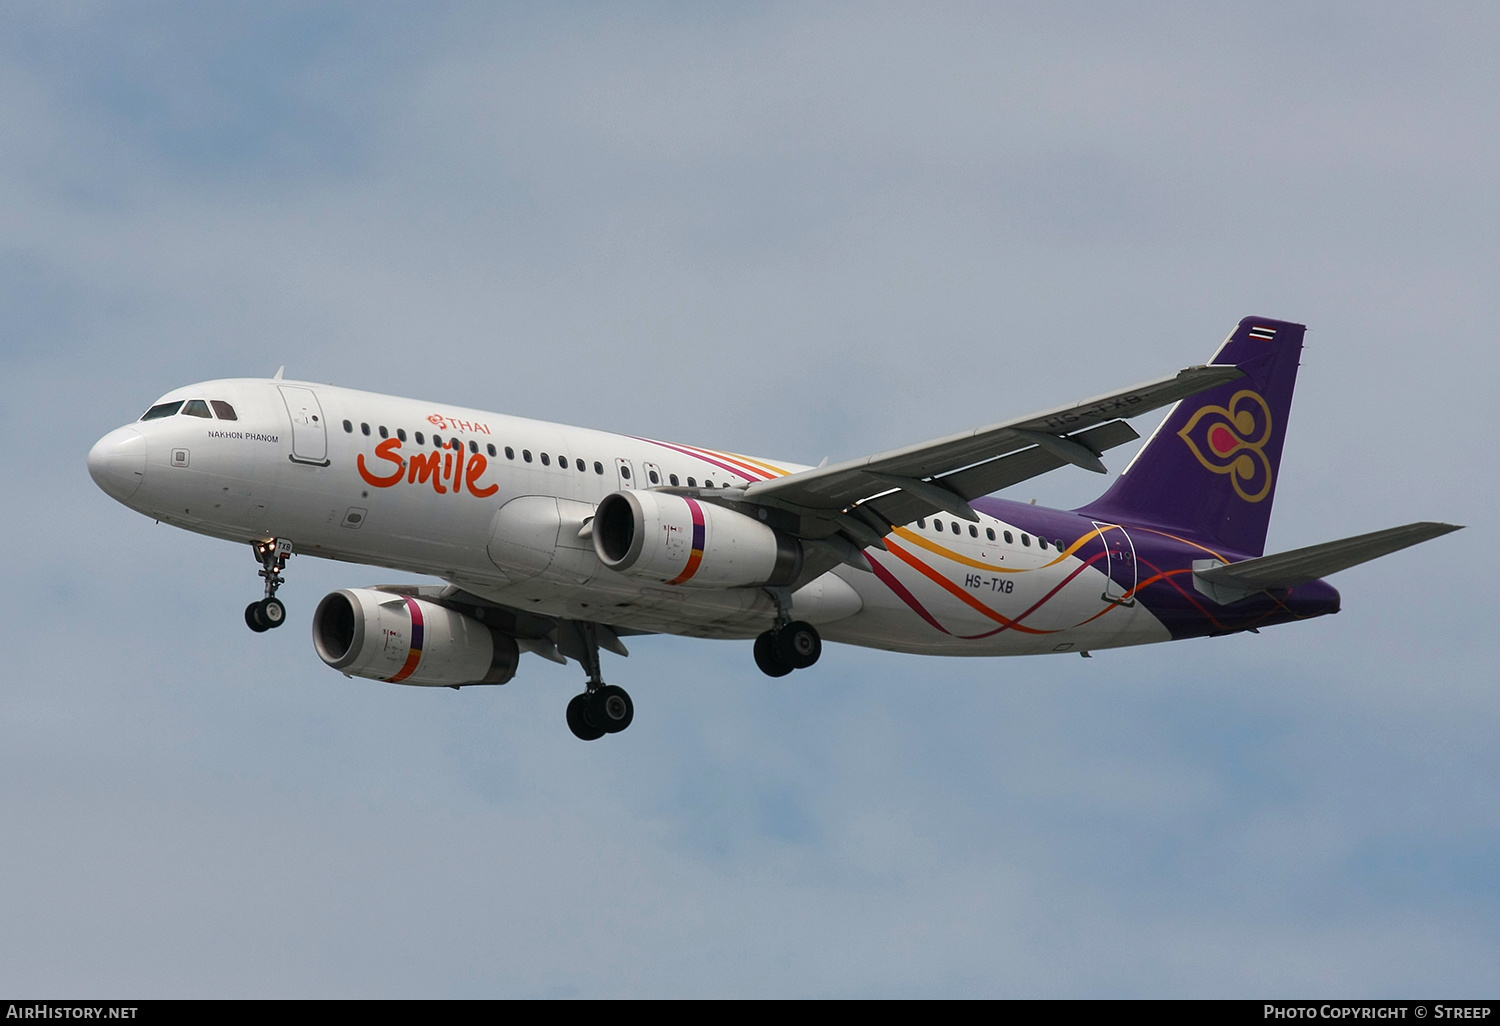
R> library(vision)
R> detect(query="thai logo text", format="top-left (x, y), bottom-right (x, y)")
top-left (357, 437), bottom-right (498, 498)
top-left (1178, 389), bottom-right (1274, 502)
top-left (426, 414), bottom-right (491, 434)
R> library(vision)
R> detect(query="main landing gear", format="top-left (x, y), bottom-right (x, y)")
top-left (753, 621), bottom-right (822, 677)
top-left (245, 538), bottom-right (293, 633)
top-left (565, 621), bottom-right (634, 741)
top-left (753, 589), bottom-right (822, 677)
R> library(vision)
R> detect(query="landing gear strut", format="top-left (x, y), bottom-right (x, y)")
top-left (565, 621), bottom-right (634, 741)
top-left (753, 587), bottom-right (822, 677)
top-left (245, 538), bottom-right (293, 633)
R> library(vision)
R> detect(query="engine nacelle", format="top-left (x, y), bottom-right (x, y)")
top-left (311, 589), bottom-right (520, 687)
top-left (593, 490), bottom-right (802, 588)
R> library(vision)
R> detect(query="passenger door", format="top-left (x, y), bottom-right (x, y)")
top-left (278, 386), bottom-right (329, 466)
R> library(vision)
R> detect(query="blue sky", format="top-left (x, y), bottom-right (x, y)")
top-left (2, 3), bottom-right (1496, 996)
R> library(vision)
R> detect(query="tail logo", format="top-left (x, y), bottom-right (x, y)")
top-left (1178, 390), bottom-right (1275, 502)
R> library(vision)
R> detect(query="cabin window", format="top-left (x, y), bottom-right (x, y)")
top-left (594, 461), bottom-right (604, 475)
top-left (951, 522), bottom-right (960, 535)
top-left (1004, 531), bottom-right (1013, 544)
top-left (541, 453), bottom-right (551, 466)
top-left (342, 420), bottom-right (353, 433)
top-left (182, 399), bottom-right (212, 419)
top-left (620, 465), bottom-right (630, 480)
top-left (1039, 537), bottom-right (1048, 550)
top-left (470, 440), bottom-right (479, 455)
top-left (1055, 539), bottom-right (1064, 551)
top-left (487, 444), bottom-right (496, 457)
top-left (933, 519), bottom-right (943, 532)
top-left (433, 435), bottom-right (442, 447)
top-left (505, 447), bottom-right (514, 459)
top-left (917, 518), bottom-right (926, 529)
top-left (648, 469), bottom-right (659, 484)
top-left (969, 525), bottom-right (978, 538)
top-left (523, 450), bottom-right (532, 463)
top-left (686, 477), bottom-right (696, 487)
top-left (140, 401), bottom-right (184, 421)
top-left (210, 401), bottom-right (237, 421)
top-left (670, 474), bottom-right (680, 486)
top-left (577, 460), bottom-right (586, 473)
top-left (378, 426), bottom-right (388, 439)
top-left (397, 428), bottom-right (407, 442)
top-left (986, 528), bottom-right (995, 541)
top-left (1021, 534), bottom-right (1031, 547)
top-left (704, 479), bottom-right (713, 488)
top-left (415, 432), bottom-right (425, 445)
top-left (360, 423), bottom-right (370, 436)
top-left (558, 455), bottom-right (568, 469)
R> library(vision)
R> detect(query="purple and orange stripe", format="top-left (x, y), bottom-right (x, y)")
top-left (631, 437), bottom-right (792, 483)
top-left (387, 596), bottom-right (426, 683)
top-left (666, 497), bottom-right (708, 585)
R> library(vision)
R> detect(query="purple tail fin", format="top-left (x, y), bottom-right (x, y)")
top-left (1078, 316), bottom-right (1305, 557)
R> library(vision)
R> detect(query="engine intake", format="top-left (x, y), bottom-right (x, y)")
top-left (593, 490), bottom-right (801, 588)
top-left (312, 589), bottom-right (520, 687)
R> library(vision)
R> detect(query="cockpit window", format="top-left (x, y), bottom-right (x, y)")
top-left (181, 399), bottom-right (212, 418)
top-left (210, 401), bottom-right (237, 421)
top-left (140, 401), bottom-right (184, 421)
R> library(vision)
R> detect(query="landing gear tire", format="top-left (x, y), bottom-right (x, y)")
top-left (754, 631), bottom-right (794, 677)
top-left (567, 693), bottom-right (606, 741)
top-left (245, 598), bottom-right (286, 632)
top-left (777, 620), bottom-right (822, 669)
top-left (245, 602), bottom-right (269, 633)
top-left (260, 597), bottom-right (286, 629)
top-left (595, 684), bottom-right (634, 733)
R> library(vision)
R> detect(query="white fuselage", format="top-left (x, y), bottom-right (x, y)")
top-left (89, 378), bottom-right (1172, 657)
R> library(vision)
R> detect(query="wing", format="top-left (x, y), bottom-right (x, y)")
top-left (736, 364), bottom-right (1243, 550)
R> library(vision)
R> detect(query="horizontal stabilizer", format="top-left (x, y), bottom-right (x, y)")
top-left (1193, 522), bottom-right (1463, 604)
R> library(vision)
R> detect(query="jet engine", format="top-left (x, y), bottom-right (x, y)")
top-left (312, 588), bottom-right (520, 687)
top-left (593, 489), bottom-right (801, 588)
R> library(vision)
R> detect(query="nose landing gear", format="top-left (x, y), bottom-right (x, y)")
top-left (245, 539), bottom-right (293, 633)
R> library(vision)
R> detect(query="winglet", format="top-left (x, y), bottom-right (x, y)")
top-left (273, 366), bottom-right (285, 380)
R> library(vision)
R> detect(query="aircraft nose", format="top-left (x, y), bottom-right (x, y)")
top-left (88, 427), bottom-right (148, 502)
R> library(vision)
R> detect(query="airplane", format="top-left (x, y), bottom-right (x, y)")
top-left (88, 316), bottom-right (1460, 741)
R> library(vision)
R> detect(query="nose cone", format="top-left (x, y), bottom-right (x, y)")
top-left (88, 427), bottom-right (148, 502)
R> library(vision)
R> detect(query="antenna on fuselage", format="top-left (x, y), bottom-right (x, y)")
top-left (273, 366), bottom-right (285, 380)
